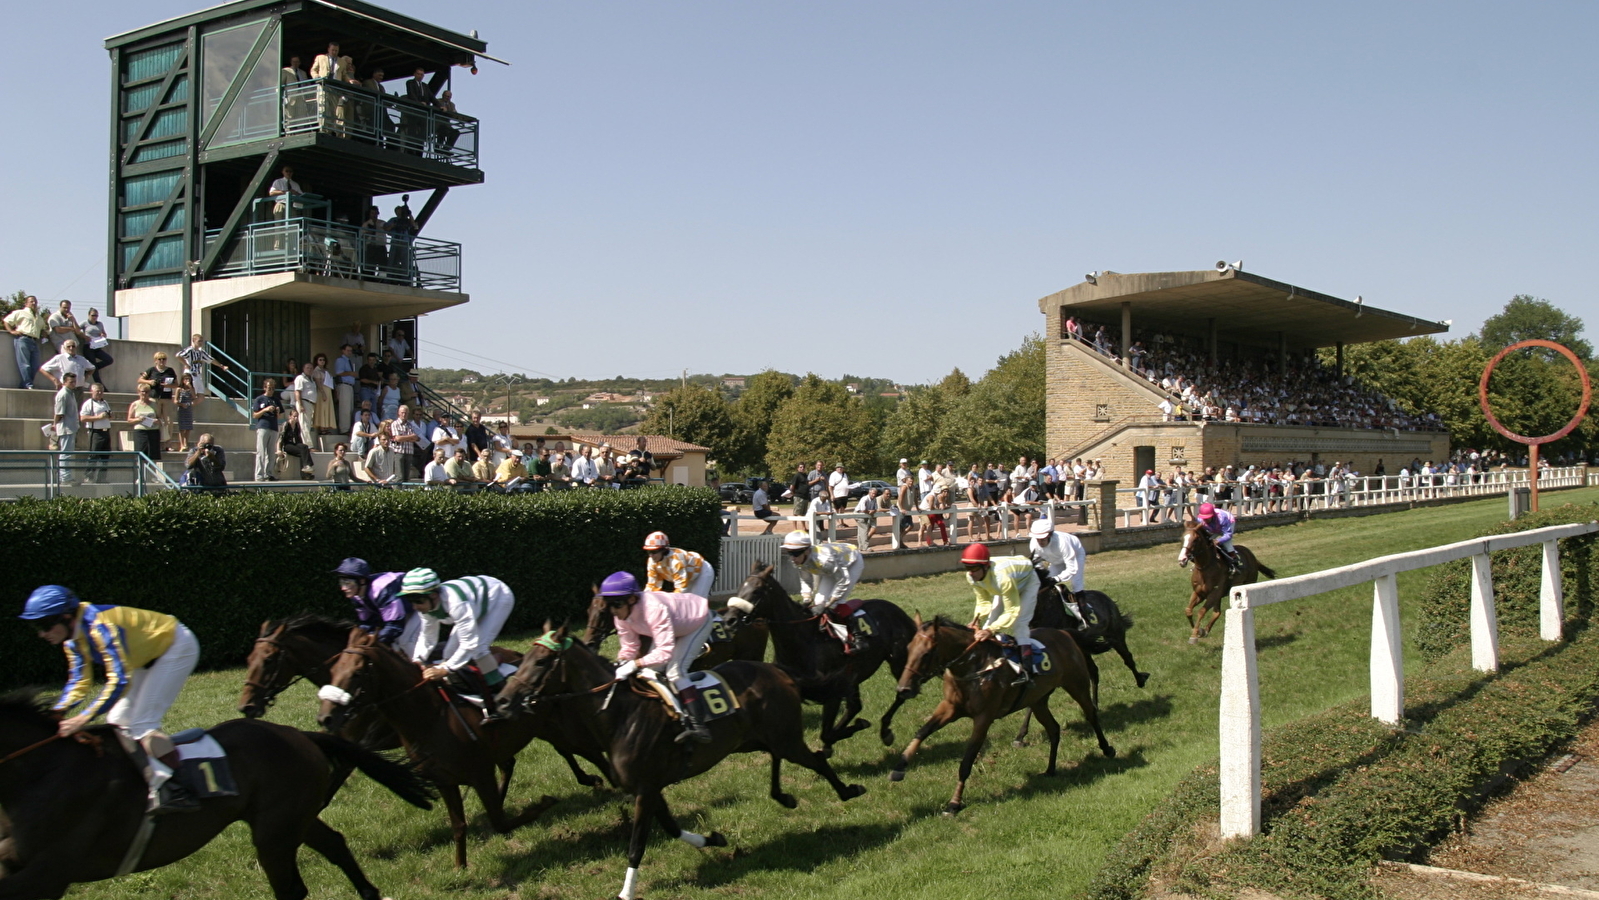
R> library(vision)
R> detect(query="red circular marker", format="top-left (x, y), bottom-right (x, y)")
top-left (1478, 339), bottom-right (1592, 445)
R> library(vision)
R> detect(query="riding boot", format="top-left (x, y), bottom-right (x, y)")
top-left (1073, 592), bottom-right (1100, 629)
top-left (1064, 600), bottom-right (1089, 633)
top-left (1012, 648), bottom-right (1035, 687)
top-left (149, 750), bottom-right (201, 815)
top-left (452, 666), bottom-right (504, 723)
top-left (674, 686), bottom-right (714, 744)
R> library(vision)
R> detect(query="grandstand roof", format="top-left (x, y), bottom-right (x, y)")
top-left (1037, 269), bottom-right (1449, 349)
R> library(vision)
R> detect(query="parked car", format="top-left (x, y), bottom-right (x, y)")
top-left (718, 477), bottom-right (775, 505)
top-left (848, 479), bottom-right (895, 499)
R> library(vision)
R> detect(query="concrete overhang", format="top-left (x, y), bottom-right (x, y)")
top-left (115, 273), bottom-right (467, 326)
top-left (1037, 269), bottom-right (1448, 350)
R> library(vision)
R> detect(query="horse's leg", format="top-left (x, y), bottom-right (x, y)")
top-left (474, 760), bottom-right (557, 833)
top-left (436, 781), bottom-right (470, 868)
top-left (768, 754), bottom-right (797, 808)
top-left (878, 690), bottom-right (911, 747)
top-left (816, 695), bottom-right (843, 756)
top-left (1030, 699), bottom-right (1063, 776)
top-left (1085, 654), bottom-right (1101, 708)
top-left (1184, 590), bottom-right (1204, 643)
top-left (773, 729), bottom-right (867, 801)
top-left (1110, 628), bottom-right (1150, 688)
top-left (890, 701), bottom-right (960, 782)
top-left (1059, 665), bottom-right (1116, 759)
top-left (1011, 709), bottom-right (1033, 748)
top-left (248, 818), bottom-right (312, 899)
top-left (946, 714), bottom-right (996, 815)
top-left (618, 792), bottom-right (655, 900)
top-left (496, 756), bottom-right (515, 803)
top-left (838, 684), bottom-right (870, 738)
top-left (560, 749), bottom-right (603, 789)
top-left (301, 817), bottom-right (383, 900)
top-left (653, 789), bottom-right (728, 848)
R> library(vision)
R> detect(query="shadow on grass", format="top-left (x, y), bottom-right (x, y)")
top-left (1257, 631), bottom-right (1300, 651)
top-left (690, 820), bottom-right (911, 887)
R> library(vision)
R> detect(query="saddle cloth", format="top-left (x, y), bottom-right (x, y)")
top-left (990, 637), bottom-right (1050, 676)
top-left (169, 729), bottom-right (238, 798)
top-left (640, 670), bottom-right (741, 723)
top-left (450, 662), bottom-right (520, 709)
top-left (706, 612), bottom-right (734, 646)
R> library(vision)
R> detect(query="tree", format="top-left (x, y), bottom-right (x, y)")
top-left (639, 384), bottom-right (736, 460)
top-left (938, 367), bottom-right (972, 398)
top-left (726, 370), bottom-right (795, 474)
top-left (932, 335), bottom-right (1045, 465)
top-left (878, 387), bottom-right (948, 468)
top-left (1, 290), bottom-right (30, 317)
top-left (763, 375), bottom-right (879, 476)
top-left (1479, 295), bottom-right (1591, 360)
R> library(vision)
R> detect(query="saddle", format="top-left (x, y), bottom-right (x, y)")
top-left (1056, 586), bottom-right (1110, 641)
top-left (818, 600), bottom-right (877, 653)
top-left (637, 670), bottom-right (741, 724)
top-left (991, 635), bottom-right (1051, 677)
top-left (169, 729), bottom-right (240, 799)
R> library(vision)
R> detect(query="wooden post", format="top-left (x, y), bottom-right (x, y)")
top-left (1540, 539), bottom-right (1564, 641)
top-left (1370, 574), bottom-right (1403, 724)
top-left (1218, 602), bottom-right (1260, 839)
top-left (1469, 552), bottom-right (1499, 673)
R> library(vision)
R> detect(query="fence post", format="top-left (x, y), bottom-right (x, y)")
top-left (1540, 539), bottom-right (1565, 642)
top-left (1096, 479), bottom-right (1120, 537)
top-left (890, 509), bottom-right (903, 550)
top-left (1370, 573), bottom-right (1404, 724)
top-left (1218, 598), bottom-right (1261, 839)
top-left (1469, 552), bottom-right (1499, 673)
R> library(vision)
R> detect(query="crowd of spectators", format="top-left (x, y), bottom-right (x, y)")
top-left (283, 43), bottom-right (467, 158)
top-left (1062, 316), bottom-right (1444, 431)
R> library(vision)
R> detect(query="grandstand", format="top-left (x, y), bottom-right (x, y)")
top-left (1039, 267), bottom-right (1453, 486)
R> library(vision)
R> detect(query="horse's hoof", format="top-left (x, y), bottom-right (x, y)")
top-left (773, 792), bottom-right (798, 809)
top-left (1187, 636), bottom-right (1198, 645)
top-left (1136, 672), bottom-right (1150, 688)
top-left (889, 768), bottom-right (906, 783)
top-left (1102, 745), bottom-right (1117, 759)
top-left (851, 718), bottom-right (869, 730)
top-left (1012, 740), bottom-right (1027, 749)
top-left (942, 801), bottom-right (965, 816)
top-left (1042, 767), bottom-right (1057, 777)
top-left (880, 730), bottom-right (895, 747)
top-left (705, 831), bottom-right (728, 847)
top-left (816, 746), bottom-right (833, 760)
top-left (842, 784), bottom-right (866, 801)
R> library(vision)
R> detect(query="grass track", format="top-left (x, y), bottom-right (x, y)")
top-left (60, 488), bottom-right (1599, 899)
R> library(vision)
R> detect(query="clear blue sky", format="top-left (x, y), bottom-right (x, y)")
top-left (3, 1), bottom-right (1594, 382)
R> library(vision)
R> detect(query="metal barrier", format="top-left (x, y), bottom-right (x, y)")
top-left (279, 80), bottom-right (479, 168)
top-left (712, 534), bottom-right (802, 595)
top-left (204, 219), bottom-right (461, 291)
top-left (0, 451), bottom-right (176, 499)
top-left (1217, 519), bottom-right (1599, 839)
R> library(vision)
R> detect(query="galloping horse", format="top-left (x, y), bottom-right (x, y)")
top-left (890, 616), bottom-right (1114, 814)
top-left (0, 694), bottom-right (433, 899)
top-left (1012, 581), bottom-right (1149, 747)
top-left (318, 631), bottom-right (578, 868)
top-left (497, 623), bottom-right (865, 900)
top-left (582, 591), bottom-right (769, 668)
top-left (1178, 519), bottom-right (1278, 643)
top-left (727, 563), bottom-right (918, 751)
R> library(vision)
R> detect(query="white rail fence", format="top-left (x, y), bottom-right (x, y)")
top-left (1118, 465), bottom-right (1588, 530)
top-left (1218, 520), bottom-right (1599, 839)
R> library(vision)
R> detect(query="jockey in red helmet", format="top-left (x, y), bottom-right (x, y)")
top-left (960, 543), bottom-right (1040, 684)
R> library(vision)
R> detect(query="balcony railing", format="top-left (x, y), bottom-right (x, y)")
top-left (279, 80), bottom-right (479, 169)
top-left (204, 217), bottom-right (461, 291)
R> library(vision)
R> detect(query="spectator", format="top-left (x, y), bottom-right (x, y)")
top-left (173, 373), bottom-right (200, 453)
top-left (571, 445), bottom-right (598, 486)
top-left (52, 373), bottom-right (80, 478)
top-left (895, 457), bottom-right (911, 485)
top-left (250, 378), bottom-right (282, 481)
top-left (176, 333), bottom-right (229, 395)
top-left (916, 460), bottom-right (934, 505)
top-left (464, 411), bottom-right (490, 459)
top-left (751, 479), bottom-right (780, 534)
top-left (310, 353), bottom-right (338, 438)
top-left (47, 300), bottom-right (84, 355)
top-left (79, 382), bottom-right (112, 484)
top-left (853, 486), bottom-right (882, 549)
top-left (387, 209), bottom-right (417, 283)
top-left (138, 352), bottom-right (178, 433)
top-left (378, 371), bottom-right (402, 420)
top-left (332, 343), bottom-right (358, 433)
top-left (547, 449), bottom-right (571, 487)
top-left (489, 421), bottom-right (513, 466)
top-left (39, 339), bottom-right (94, 391)
top-left (471, 447), bottom-right (495, 483)
top-left (341, 323), bottom-right (365, 358)
top-left (493, 448), bottom-right (529, 487)
top-left (279, 408), bottom-right (315, 479)
top-left (788, 463), bottom-right (809, 519)
top-left (79, 308), bottom-right (113, 384)
top-left (386, 326), bottom-right (411, 372)
top-left (594, 443), bottom-right (617, 488)
top-left (360, 207), bottom-right (388, 277)
top-left (430, 412), bottom-right (460, 460)
top-left (423, 447), bottom-right (450, 489)
top-left (126, 384), bottom-right (161, 460)
top-left (325, 443), bottom-right (356, 489)
top-left (356, 351), bottom-right (382, 411)
top-left (829, 464), bottom-right (851, 508)
top-left (4, 294), bottom-right (50, 389)
top-left (362, 428), bottom-right (400, 484)
top-left (291, 361), bottom-right (319, 431)
top-left (526, 443), bottom-right (551, 488)
top-left (350, 405), bottom-right (379, 459)
top-left (183, 433), bottom-right (228, 490)
top-left (445, 448), bottom-right (475, 486)
top-left (388, 405), bottom-right (422, 481)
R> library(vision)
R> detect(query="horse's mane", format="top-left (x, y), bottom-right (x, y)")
top-left (0, 690), bottom-right (57, 729)
top-left (930, 615), bottom-right (970, 630)
top-left (266, 613), bottom-right (356, 642)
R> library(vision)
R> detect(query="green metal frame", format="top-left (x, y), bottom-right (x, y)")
top-left (197, 149), bottom-right (280, 278)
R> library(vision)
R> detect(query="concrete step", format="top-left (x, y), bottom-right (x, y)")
top-left (0, 387), bottom-right (247, 424)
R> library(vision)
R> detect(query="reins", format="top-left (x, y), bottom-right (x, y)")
top-left (0, 730), bottom-right (104, 766)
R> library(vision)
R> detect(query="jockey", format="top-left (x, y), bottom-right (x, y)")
top-left (600, 571), bottom-right (716, 743)
top-left (21, 585), bottom-right (202, 814)
top-left (333, 557), bottom-right (412, 645)
top-left (1027, 519), bottom-right (1095, 631)
top-left (960, 544), bottom-right (1040, 683)
top-left (643, 531), bottom-right (716, 601)
top-left (781, 531), bottom-right (864, 615)
top-left (1194, 502), bottom-right (1240, 571)
top-left (398, 568), bottom-right (515, 720)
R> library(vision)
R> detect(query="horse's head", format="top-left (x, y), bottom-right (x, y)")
top-left (239, 619), bottom-right (291, 718)
top-left (726, 561), bottom-right (788, 623)
top-left (317, 629), bottom-right (404, 734)
top-left (0, 691), bottom-right (62, 751)
top-left (1178, 519), bottom-right (1211, 568)
top-left (241, 615), bottom-right (357, 718)
top-left (581, 591), bottom-right (614, 650)
top-left (896, 614), bottom-right (971, 699)
top-left (499, 621), bottom-right (600, 719)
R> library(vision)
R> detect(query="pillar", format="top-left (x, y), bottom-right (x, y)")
top-left (1207, 317), bottom-right (1217, 366)
top-left (1335, 341), bottom-right (1344, 377)
top-left (1120, 301), bottom-right (1132, 362)
top-left (1096, 479), bottom-right (1119, 534)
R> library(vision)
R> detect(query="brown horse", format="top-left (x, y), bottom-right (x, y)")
top-left (317, 631), bottom-right (571, 868)
top-left (497, 623), bottom-right (866, 900)
top-left (1178, 519), bottom-right (1278, 643)
top-left (238, 615), bottom-right (397, 750)
top-left (0, 693), bottom-right (433, 899)
top-left (727, 563), bottom-right (918, 751)
top-left (890, 616), bottom-right (1114, 814)
top-left (582, 592), bottom-right (770, 668)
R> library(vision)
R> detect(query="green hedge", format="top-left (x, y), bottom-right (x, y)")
top-left (1090, 501), bottom-right (1599, 900)
top-left (1416, 501), bottom-right (1599, 660)
top-left (0, 486), bottom-right (722, 689)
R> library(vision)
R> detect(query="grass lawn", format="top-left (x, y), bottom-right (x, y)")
top-left (63, 487), bottom-right (1599, 900)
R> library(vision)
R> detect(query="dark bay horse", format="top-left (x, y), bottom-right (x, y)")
top-left (1178, 519), bottom-right (1278, 643)
top-left (0, 694), bottom-right (432, 899)
top-left (318, 631), bottom-right (578, 868)
top-left (890, 616), bottom-right (1115, 814)
top-left (727, 563), bottom-right (918, 751)
top-left (239, 615), bottom-right (397, 750)
top-left (496, 624), bottom-right (865, 900)
top-left (582, 592), bottom-right (770, 669)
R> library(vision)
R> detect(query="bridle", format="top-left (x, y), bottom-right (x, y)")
top-left (243, 633), bottom-right (339, 710)
top-left (901, 624), bottom-right (983, 688)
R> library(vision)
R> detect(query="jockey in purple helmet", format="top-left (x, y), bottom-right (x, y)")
top-left (600, 571), bottom-right (716, 743)
top-left (1193, 502), bottom-right (1240, 571)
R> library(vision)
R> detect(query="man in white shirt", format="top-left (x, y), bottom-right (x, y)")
top-left (423, 447), bottom-right (451, 489)
top-left (268, 165), bottom-right (303, 220)
top-left (78, 382), bottom-right (113, 484)
top-left (895, 458), bottom-right (911, 486)
top-left (362, 429), bottom-right (400, 483)
top-left (429, 412), bottom-right (460, 460)
top-left (853, 487), bottom-right (882, 550)
top-left (47, 300), bottom-right (84, 355)
top-left (52, 374), bottom-right (80, 477)
top-left (916, 461), bottom-right (934, 504)
top-left (828, 464), bottom-right (851, 508)
top-left (39, 340), bottom-right (94, 391)
top-left (292, 362), bottom-right (319, 428)
top-left (570, 445), bottom-right (599, 486)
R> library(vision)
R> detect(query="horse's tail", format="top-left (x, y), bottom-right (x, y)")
top-left (306, 731), bottom-right (436, 810)
top-left (1255, 561), bottom-right (1279, 580)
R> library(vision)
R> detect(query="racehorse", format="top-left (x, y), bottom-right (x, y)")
top-left (727, 562), bottom-right (918, 752)
top-left (1178, 519), bottom-right (1278, 643)
top-left (1011, 580), bottom-right (1149, 747)
top-left (239, 615), bottom-right (397, 750)
top-left (582, 591), bottom-right (770, 668)
top-left (317, 631), bottom-right (577, 868)
top-left (496, 623), bottom-right (865, 900)
top-left (0, 693), bottom-right (432, 899)
top-left (890, 616), bottom-right (1115, 814)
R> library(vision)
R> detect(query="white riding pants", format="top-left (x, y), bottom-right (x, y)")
top-left (106, 624), bottom-right (200, 740)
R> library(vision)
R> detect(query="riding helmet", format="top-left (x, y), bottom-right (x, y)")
top-left (1028, 518), bottom-right (1054, 539)
top-left (332, 557), bottom-right (372, 579)
top-left (960, 543), bottom-right (991, 565)
top-left (600, 571), bottom-right (640, 596)
top-left (643, 531), bottom-right (670, 551)
top-left (1196, 502), bottom-right (1217, 521)
top-left (400, 567), bottom-right (442, 595)
top-left (781, 531), bottom-right (813, 551)
top-left (20, 585), bottom-right (79, 620)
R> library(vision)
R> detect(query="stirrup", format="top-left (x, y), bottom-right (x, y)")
top-left (151, 779), bottom-right (201, 815)
top-left (676, 720), bottom-right (713, 744)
